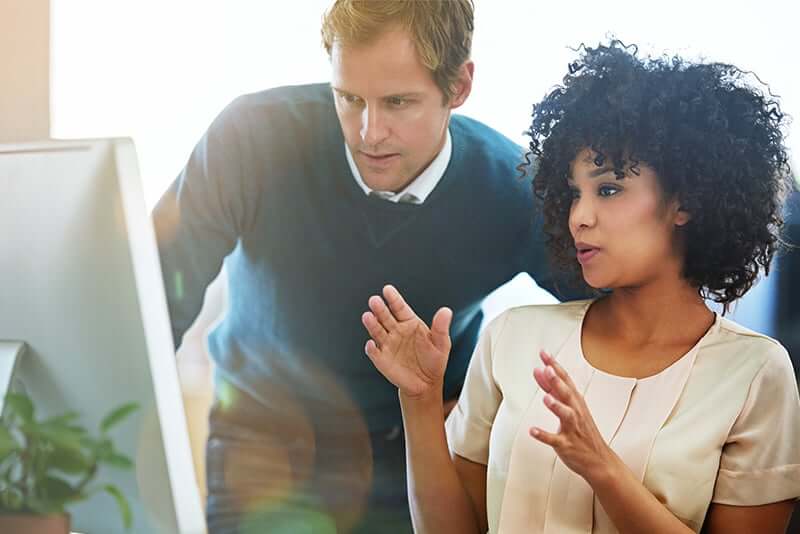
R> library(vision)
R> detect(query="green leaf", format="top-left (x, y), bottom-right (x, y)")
top-left (100, 403), bottom-right (139, 434)
top-left (42, 412), bottom-right (80, 427)
top-left (41, 475), bottom-right (76, 504)
top-left (101, 452), bottom-right (133, 470)
top-left (92, 438), bottom-right (114, 460)
top-left (48, 447), bottom-right (91, 475)
top-left (103, 484), bottom-right (133, 530)
top-left (32, 424), bottom-right (84, 453)
top-left (0, 425), bottom-right (19, 459)
top-left (4, 394), bottom-right (34, 423)
top-left (0, 487), bottom-right (24, 511)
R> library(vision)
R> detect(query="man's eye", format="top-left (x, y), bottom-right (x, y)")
top-left (387, 96), bottom-right (409, 107)
top-left (340, 94), bottom-right (362, 105)
top-left (598, 185), bottom-right (620, 197)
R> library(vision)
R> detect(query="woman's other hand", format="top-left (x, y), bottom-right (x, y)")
top-left (530, 350), bottom-right (618, 485)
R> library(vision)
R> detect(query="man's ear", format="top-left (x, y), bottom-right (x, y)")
top-left (448, 61), bottom-right (474, 109)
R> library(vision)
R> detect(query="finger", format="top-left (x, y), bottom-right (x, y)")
top-left (543, 393), bottom-right (576, 432)
top-left (429, 307), bottom-right (453, 352)
top-left (361, 311), bottom-right (388, 346)
top-left (529, 426), bottom-right (561, 448)
top-left (365, 338), bottom-right (386, 366)
top-left (540, 350), bottom-right (578, 391)
top-left (533, 366), bottom-right (553, 393)
top-left (368, 295), bottom-right (398, 331)
top-left (382, 285), bottom-right (416, 321)
top-left (544, 365), bottom-right (575, 406)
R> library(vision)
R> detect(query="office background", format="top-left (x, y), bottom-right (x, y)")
top-left (2, 0), bottom-right (797, 522)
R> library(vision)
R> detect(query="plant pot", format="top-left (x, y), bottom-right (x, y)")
top-left (0, 513), bottom-right (70, 534)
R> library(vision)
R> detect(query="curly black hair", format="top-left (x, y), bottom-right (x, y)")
top-left (524, 40), bottom-right (794, 308)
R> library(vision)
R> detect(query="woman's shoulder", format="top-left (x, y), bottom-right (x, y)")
top-left (714, 316), bottom-right (793, 369)
top-left (699, 315), bottom-right (796, 386)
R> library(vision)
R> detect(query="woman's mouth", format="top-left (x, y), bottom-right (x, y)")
top-left (576, 246), bottom-right (600, 264)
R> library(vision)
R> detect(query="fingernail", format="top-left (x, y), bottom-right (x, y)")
top-left (530, 427), bottom-right (540, 437)
top-left (546, 367), bottom-right (555, 378)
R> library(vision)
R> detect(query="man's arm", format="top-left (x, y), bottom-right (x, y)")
top-left (153, 99), bottom-right (253, 349)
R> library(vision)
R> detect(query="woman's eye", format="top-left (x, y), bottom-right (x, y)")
top-left (598, 185), bottom-right (620, 197)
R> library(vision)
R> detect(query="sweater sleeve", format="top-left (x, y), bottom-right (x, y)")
top-left (152, 97), bottom-right (257, 349)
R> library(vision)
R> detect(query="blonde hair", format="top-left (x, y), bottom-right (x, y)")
top-left (321, 0), bottom-right (474, 102)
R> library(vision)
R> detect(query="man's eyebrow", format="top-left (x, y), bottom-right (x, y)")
top-left (384, 92), bottom-right (424, 98)
top-left (331, 88), bottom-right (423, 99)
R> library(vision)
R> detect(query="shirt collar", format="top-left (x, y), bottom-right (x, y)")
top-left (345, 129), bottom-right (452, 204)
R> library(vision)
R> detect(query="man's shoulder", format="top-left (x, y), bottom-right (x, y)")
top-left (449, 114), bottom-right (526, 179)
top-left (236, 82), bottom-right (333, 108)
top-left (220, 83), bottom-right (335, 125)
top-left (450, 114), bottom-right (523, 158)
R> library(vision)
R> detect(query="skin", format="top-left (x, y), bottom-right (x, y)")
top-left (330, 26), bottom-right (473, 193)
top-left (361, 149), bottom-right (795, 533)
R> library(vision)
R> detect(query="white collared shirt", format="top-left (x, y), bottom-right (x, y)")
top-left (345, 130), bottom-right (452, 204)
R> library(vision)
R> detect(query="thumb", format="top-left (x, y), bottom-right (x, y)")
top-left (430, 307), bottom-right (453, 352)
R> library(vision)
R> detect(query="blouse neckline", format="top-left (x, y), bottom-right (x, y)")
top-left (574, 299), bottom-right (720, 383)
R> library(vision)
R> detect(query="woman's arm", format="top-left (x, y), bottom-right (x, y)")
top-left (589, 461), bottom-right (794, 534)
top-left (702, 501), bottom-right (795, 534)
top-left (400, 392), bottom-right (487, 534)
top-left (362, 285), bottom-right (484, 534)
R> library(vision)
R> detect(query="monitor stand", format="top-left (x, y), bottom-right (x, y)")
top-left (0, 341), bottom-right (25, 413)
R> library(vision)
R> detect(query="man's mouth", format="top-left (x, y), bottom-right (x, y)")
top-left (361, 152), bottom-right (398, 160)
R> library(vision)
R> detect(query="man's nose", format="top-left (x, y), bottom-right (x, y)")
top-left (360, 104), bottom-right (390, 146)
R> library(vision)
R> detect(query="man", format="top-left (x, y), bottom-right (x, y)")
top-left (153, 1), bottom-right (579, 532)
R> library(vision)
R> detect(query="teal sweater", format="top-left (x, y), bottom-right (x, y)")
top-left (154, 83), bottom-right (571, 437)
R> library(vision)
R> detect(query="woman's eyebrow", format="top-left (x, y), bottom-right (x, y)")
top-left (589, 166), bottom-right (615, 178)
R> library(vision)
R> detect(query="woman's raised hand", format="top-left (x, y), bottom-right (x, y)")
top-left (361, 285), bottom-right (452, 399)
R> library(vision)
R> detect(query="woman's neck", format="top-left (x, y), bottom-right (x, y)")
top-left (592, 279), bottom-right (714, 347)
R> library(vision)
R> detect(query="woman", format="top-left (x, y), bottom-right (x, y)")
top-left (361, 41), bottom-right (800, 533)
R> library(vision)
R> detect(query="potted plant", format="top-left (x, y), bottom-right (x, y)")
top-left (0, 392), bottom-right (139, 533)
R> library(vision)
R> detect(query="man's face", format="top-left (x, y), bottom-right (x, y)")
top-left (330, 28), bottom-right (471, 192)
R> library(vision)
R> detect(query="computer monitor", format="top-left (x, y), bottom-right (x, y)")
top-left (0, 139), bottom-right (206, 533)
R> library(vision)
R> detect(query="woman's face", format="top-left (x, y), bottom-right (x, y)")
top-left (567, 149), bottom-right (690, 290)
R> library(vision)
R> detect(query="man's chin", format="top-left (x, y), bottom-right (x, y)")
top-left (361, 170), bottom-right (413, 194)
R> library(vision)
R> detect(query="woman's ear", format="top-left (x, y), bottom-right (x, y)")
top-left (669, 197), bottom-right (691, 226)
top-left (674, 206), bottom-right (691, 227)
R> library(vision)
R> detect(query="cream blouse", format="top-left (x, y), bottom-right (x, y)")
top-left (445, 300), bottom-right (800, 533)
